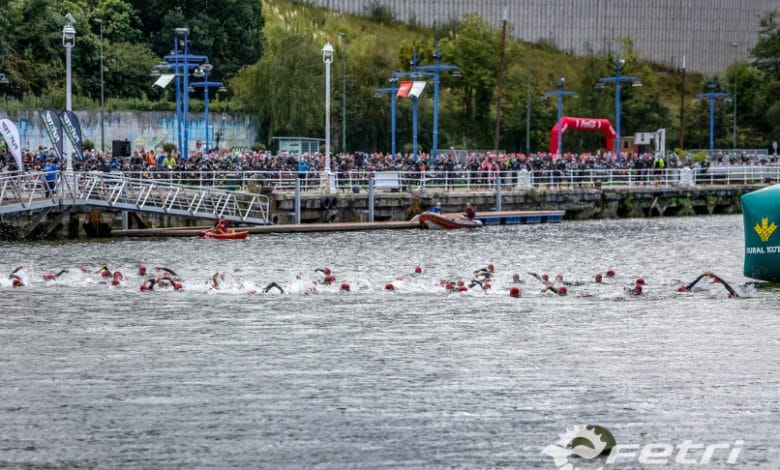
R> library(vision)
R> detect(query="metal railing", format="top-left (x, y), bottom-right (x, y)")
top-left (0, 171), bottom-right (270, 224)
top-left (105, 165), bottom-right (780, 193)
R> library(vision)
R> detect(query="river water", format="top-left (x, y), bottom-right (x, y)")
top-left (0, 215), bottom-right (777, 469)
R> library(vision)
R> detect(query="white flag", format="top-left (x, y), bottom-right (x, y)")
top-left (153, 73), bottom-right (176, 89)
top-left (409, 81), bottom-right (427, 98)
top-left (0, 119), bottom-right (23, 171)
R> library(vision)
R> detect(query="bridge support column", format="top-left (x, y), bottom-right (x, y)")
top-left (368, 178), bottom-right (375, 223)
top-left (294, 178), bottom-right (301, 225)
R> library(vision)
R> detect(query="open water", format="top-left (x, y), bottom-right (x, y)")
top-left (0, 215), bottom-right (777, 469)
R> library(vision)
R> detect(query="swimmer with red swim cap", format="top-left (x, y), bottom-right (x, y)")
top-left (678, 271), bottom-right (739, 298)
top-left (42, 269), bottom-right (69, 281)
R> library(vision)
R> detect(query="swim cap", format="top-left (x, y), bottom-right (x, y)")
top-left (636, 277), bottom-right (645, 285)
top-left (458, 286), bottom-right (468, 292)
top-left (512, 272), bottom-right (520, 282)
top-left (173, 282), bottom-right (183, 290)
top-left (323, 267), bottom-right (331, 275)
top-left (42, 273), bottom-right (55, 281)
top-left (555, 274), bottom-right (564, 281)
top-left (634, 284), bottom-right (643, 295)
top-left (558, 286), bottom-right (568, 295)
top-left (12, 278), bottom-right (22, 287)
top-left (456, 279), bottom-right (465, 287)
top-left (415, 266), bottom-right (422, 274)
top-left (340, 283), bottom-right (350, 292)
top-left (595, 273), bottom-right (603, 283)
top-left (606, 269), bottom-right (616, 277)
top-left (509, 286), bottom-right (521, 298)
top-left (138, 265), bottom-right (147, 275)
top-left (111, 278), bottom-right (120, 286)
top-left (140, 283), bottom-right (148, 291)
top-left (488, 264), bottom-right (494, 272)
top-left (483, 282), bottom-right (491, 290)
top-left (323, 275), bottom-right (336, 284)
top-left (677, 285), bottom-right (687, 292)
top-left (113, 271), bottom-right (124, 279)
top-left (101, 270), bottom-right (111, 278)
top-left (541, 273), bottom-right (549, 282)
top-left (384, 283), bottom-right (394, 291)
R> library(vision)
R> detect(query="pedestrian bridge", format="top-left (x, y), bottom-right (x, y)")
top-left (0, 171), bottom-right (270, 225)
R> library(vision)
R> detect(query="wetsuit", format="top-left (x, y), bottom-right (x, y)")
top-left (263, 282), bottom-right (285, 294)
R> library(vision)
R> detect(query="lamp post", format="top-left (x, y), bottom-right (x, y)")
top-left (545, 76), bottom-right (576, 157)
top-left (375, 79), bottom-right (399, 159)
top-left (94, 18), bottom-right (104, 154)
top-left (322, 42), bottom-right (334, 177)
top-left (598, 55), bottom-right (641, 163)
top-left (730, 42), bottom-right (738, 149)
top-left (164, 29), bottom-right (206, 159)
top-left (63, 13), bottom-right (76, 173)
top-left (192, 62), bottom-right (224, 153)
top-left (696, 79), bottom-right (729, 156)
top-left (339, 32), bottom-right (347, 152)
top-left (414, 41), bottom-right (459, 161)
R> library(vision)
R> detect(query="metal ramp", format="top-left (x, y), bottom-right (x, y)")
top-left (0, 171), bottom-right (270, 225)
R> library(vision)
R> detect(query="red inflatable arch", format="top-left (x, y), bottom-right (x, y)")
top-left (549, 116), bottom-right (617, 155)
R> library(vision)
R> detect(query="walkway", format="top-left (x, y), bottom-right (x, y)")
top-left (0, 171), bottom-right (270, 225)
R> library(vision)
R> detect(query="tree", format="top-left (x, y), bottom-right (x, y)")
top-left (752, 12), bottom-right (780, 79)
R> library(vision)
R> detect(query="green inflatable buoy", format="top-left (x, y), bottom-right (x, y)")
top-left (742, 184), bottom-right (780, 282)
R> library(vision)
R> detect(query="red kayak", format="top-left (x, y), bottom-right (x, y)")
top-left (198, 230), bottom-right (250, 240)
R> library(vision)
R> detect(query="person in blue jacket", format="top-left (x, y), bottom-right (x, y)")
top-left (43, 160), bottom-right (59, 197)
top-left (428, 201), bottom-right (443, 213)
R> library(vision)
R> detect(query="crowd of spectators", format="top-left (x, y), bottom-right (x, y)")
top-left (2, 145), bottom-right (778, 180)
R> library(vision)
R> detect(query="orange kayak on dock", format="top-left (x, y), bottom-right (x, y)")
top-left (198, 230), bottom-right (250, 240)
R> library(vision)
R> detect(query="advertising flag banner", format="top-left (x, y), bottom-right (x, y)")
top-left (396, 81), bottom-right (413, 98)
top-left (0, 119), bottom-right (23, 170)
top-left (40, 109), bottom-right (64, 160)
top-left (409, 81), bottom-right (427, 98)
top-left (59, 110), bottom-right (84, 162)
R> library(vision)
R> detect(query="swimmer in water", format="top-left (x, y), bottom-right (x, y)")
top-left (42, 269), bottom-right (69, 281)
top-left (8, 266), bottom-right (25, 287)
top-left (262, 282), bottom-right (285, 294)
top-left (680, 271), bottom-right (739, 298)
top-left (98, 265), bottom-right (112, 278)
top-left (154, 267), bottom-right (179, 278)
top-left (474, 264), bottom-right (494, 280)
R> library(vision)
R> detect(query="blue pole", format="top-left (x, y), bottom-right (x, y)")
top-left (183, 30), bottom-right (190, 158)
top-left (413, 96), bottom-right (418, 161)
top-left (174, 38), bottom-right (182, 155)
top-left (432, 42), bottom-right (440, 162)
top-left (204, 69), bottom-right (210, 153)
top-left (709, 90), bottom-right (715, 154)
top-left (391, 92), bottom-right (396, 160)
top-left (556, 92), bottom-right (563, 156)
top-left (616, 75), bottom-right (622, 163)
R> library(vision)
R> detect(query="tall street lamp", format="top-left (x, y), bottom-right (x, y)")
top-left (598, 55), bottom-right (641, 163)
top-left (545, 76), bottom-right (576, 157)
top-left (413, 41), bottom-right (459, 161)
top-left (192, 62), bottom-right (224, 153)
top-left (63, 13), bottom-right (76, 173)
top-left (164, 28), bottom-right (206, 158)
top-left (322, 42), bottom-right (334, 177)
top-left (730, 42), bottom-right (738, 149)
top-left (94, 18), bottom-right (104, 154)
top-left (339, 32), bottom-right (347, 152)
top-left (696, 79), bottom-right (729, 156)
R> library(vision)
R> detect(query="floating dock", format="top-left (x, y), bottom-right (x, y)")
top-left (111, 210), bottom-right (565, 237)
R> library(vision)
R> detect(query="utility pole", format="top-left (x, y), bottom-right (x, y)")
top-left (339, 32), bottom-right (347, 152)
top-left (493, 4), bottom-right (508, 153)
top-left (679, 54), bottom-right (685, 149)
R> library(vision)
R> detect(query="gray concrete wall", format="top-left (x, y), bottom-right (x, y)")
top-left (0, 111), bottom-right (258, 153)
top-left (308, 0), bottom-right (775, 73)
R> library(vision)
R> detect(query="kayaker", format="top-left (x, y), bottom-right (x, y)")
top-left (212, 216), bottom-right (233, 234)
